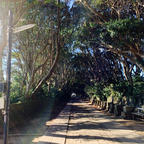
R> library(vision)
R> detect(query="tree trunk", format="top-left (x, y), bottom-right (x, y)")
top-left (31, 0), bottom-right (61, 97)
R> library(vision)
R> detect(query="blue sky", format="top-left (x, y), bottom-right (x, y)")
top-left (68, 0), bottom-right (75, 9)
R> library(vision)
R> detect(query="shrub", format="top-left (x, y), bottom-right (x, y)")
top-left (85, 83), bottom-right (106, 101)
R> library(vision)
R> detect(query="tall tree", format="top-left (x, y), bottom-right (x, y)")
top-left (73, 0), bottom-right (144, 70)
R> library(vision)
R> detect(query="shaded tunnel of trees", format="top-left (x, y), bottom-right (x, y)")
top-left (0, 0), bottom-right (144, 127)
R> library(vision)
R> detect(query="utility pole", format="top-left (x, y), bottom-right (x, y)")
top-left (3, 10), bottom-right (13, 144)
top-left (3, 9), bottom-right (35, 144)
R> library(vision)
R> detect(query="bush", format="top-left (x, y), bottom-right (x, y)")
top-left (10, 75), bottom-right (25, 103)
top-left (85, 83), bottom-right (123, 103)
top-left (85, 83), bottom-right (106, 101)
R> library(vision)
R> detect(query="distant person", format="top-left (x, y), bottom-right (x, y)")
top-left (71, 92), bottom-right (76, 98)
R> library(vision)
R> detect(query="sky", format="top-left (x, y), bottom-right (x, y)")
top-left (68, 0), bottom-right (75, 9)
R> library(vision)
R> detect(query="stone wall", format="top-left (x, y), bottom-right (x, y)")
top-left (0, 97), bottom-right (47, 134)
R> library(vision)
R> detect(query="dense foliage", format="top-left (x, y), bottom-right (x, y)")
top-left (0, 0), bottom-right (143, 107)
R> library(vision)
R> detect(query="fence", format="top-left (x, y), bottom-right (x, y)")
top-left (91, 98), bottom-right (107, 110)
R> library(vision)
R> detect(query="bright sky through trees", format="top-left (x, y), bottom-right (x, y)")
top-left (68, 0), bottom-right (75, 8)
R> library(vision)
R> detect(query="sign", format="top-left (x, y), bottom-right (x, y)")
top-left (13, 24), bottom-right (36, 33)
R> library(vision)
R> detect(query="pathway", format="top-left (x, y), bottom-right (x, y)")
top-left (1, 99), bottom-right (144, 144)
top-left (65, 100), bottom-right (144, 144)
top-left (31, 99), bottom-right (144, 144)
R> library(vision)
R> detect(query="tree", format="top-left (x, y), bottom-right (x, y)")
top-left (0, 0), bottom-right (35, 82)
top-left (11, 0), bottom-right (78, 98)
top-left (74, 0), bottom-right (144, 71)
top-left (10, 1), bottom-right (62, 98)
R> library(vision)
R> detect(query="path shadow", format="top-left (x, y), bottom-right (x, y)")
top-left (32, 101), bottom-right (144, 144)
top-left (34, 133), bottom-right (144, 144)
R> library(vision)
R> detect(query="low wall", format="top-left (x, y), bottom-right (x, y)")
top-left (0, 88), bottom-right (71, 134)
top-left (0, 97), bottom-right (46, 134)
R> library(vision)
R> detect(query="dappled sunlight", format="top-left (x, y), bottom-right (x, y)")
top-left (31, 102), bottom-right (72, 143)
top-left (32, 135), bottom-right (64, 143)
top-left (1, 99), bottom-right (144, 144)
top-left (31, 100), bottom-right (144, 144)
top-left (0, 0), bottom-right (144, 144)
top-left (66, 101), bottom-right (144, 144)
